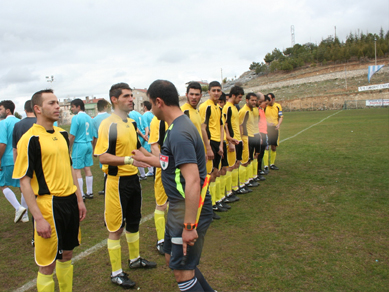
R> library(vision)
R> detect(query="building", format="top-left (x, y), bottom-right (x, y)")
top-left (132, 88), bottom-right (147, 113)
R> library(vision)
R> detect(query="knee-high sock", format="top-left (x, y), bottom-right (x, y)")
top-left (253, 158), bottom-right (258, 177)
top-left (209, 182), bottom-right (216, 205)
top-left (77, 178), bottom-right (85, 196)
top-left (3, 187), bottom-right (21, 210)
top-left (126, 232), bottom-right (140, 261)
top-left (225, 171), bottom-right (232, 195)
top-left (56, 260), bottom-right (73, 292)
top-left (195, 267), bottom-right (214, 292)
top-left (107, 239), bottom-right (122, 275)
top-left (86, 176), bottom-right (93, 194)
top-left (37, 272), bottom-right (55, 292)
top-left (215, 177), bottom-right (221, 203)
top-left (219, 175), bottom-right (226, 200)
top-left (148, 167), bottom-right (154, 175)
top-left (247, 163), bottom-right (253, 180)
top-left (238, 166), bottom-right (246, 187)
top-left (263, 150), bottom-right (269, 167)
top-left (138, 167), bottom-right (145, 177)
top-left (232, 168), bottom-right (239, 191)
top-left (20, 193), bottom-right (28, 211)
top-left (154, 209), bottom-right (165, 242)
top-left (270, 150), bottom-right (277, 165)
top-left (177, 276), bottom-right (204, 292)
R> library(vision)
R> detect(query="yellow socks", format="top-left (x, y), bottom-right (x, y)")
top-left (225, 171), bottom-right (232, 195)
top-left (215, 177), bottom-right (221, 202)
top-left (209, 182), bottom-right (216, 205)
top-left (107, 238), bottom-right (122, 274)
top-left (154, 209), bottom-right (165, 242)
top-left (219, 175), bottom-right (226, 200)
top-left (270, 150), bottom-right (277, 165)
top-left (37, 272), bottom-right (55, 292)
top-left (253, 158), bottom-right (258, 177)
top-left (126, 232), bottom-right (140, 261)
top-left (239, 166), bottom-right (246, 187)
top-left (232, 169), bottom-right (239, 191)
top-left (264, 150), bottom-right (269, 167)
top-left (56, 260), bottom-right (73, 292)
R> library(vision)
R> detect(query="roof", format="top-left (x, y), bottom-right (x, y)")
top-left (133, 88), bottom-right (147, 93)
top-left (185, 81), bottom-right (209, 85)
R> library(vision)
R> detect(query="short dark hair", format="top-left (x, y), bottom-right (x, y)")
top-left (246, 93), bottom-right (257, 100)
top-left (229, 86), bottom-right (244, 97)
top-left (265, 95), bottom-right (271, 102)
top-left (147, 80), bottom-right (179, 107)
top-left (186, 82), bottom-right (202, 94)
top-left (0, 100), bottom-right (15, 114)
top-left (219, 92), bottom-right (226, 102)
top-left (31, 89), bottom-right (54, 115)
top-left (109, 83), bottom-right (132, 108)
top-left (208, 81), bottom-right (222, 91)
top-left (97, 99), bottom-right (109, 112)
top-left (71, 98), bottom-right (85, 111)
top-left (24, 100), bottom-right (33, 113)
top-left (143, 100), bottom-right (152, 111)
top-left (267, 93), bottom-right (275, 99)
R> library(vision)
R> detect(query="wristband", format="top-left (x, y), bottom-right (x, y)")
top-left (183, 223), bottom-right (196, 231)
top-left (124, 156), bottom-right (134, 165)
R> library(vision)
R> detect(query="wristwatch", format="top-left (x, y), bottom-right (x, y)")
top-left (183, 223), bottom-right (196, 231)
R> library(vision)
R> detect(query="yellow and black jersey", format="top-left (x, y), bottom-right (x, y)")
top-left (239, 104), bottom-right (255, 137)
top-left (13, 124), bottom-right (77, 197)
top-left (199, 99), bottom-right (223, 142)
top-left (252, 107), bottom-right (259, 134)
top-left (265, 102), bottom-right (283, 126)
top-left (223, 101), bottom-right (242, 141)
top-left (149, 116), bottom-right (168, 150)
top-left (181, 103), bottom-right (203, 140)
top-left (94, 113), bottom-right (141, 176)
top-left (220, 105), bottom-right (227, 142)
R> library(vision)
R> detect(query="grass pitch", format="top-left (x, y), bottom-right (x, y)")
top-left (0, 108), bottom-right (388, 291)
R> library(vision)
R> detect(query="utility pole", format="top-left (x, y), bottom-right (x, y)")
top-left (334, 26), bottom-right (336, 40)
top-left (374, 37), bottom-right (377, 65)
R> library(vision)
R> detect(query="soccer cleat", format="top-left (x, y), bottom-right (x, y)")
top-left (259, 170), bottom-right (266, 175)
top-left (21, 213), bottom-right (29, 223)
top-left (111, 272), bottom-right (136, 289)
top-left (223, 195), bottom-right (239, 203)
top-left (129, 257), bottom-right (157, 269)
top-left (213, 204), bottom-right (227, 212)
top-left (212, 211), bottom-right (221, 220)
top-left (145, 172), bottom-right (154, 177)
top-left (98, 190), bottom-right (105, 195)
top-left (246, 181), bottom-right (259, 187)
top-left (254, 177), bottom-right (261, 182)
top-left (14, 206), bottom-right (27, 223)
top-left (270, 164), bottom-right (279, 170)
top-left (139, 176), bottom-right (147, 181)
top-left (220, 201), bottom-right (231, 209)
top-left (236, 187), bottom-right (248, 194)
top-left (242, 186), bottom-right (253, 193)
top-left (257, 175), bottom-right (266, 181)
top-left (263, 166), bottom-right (269, 174)
top-left (85, 193), bottom-right (94, 199)
top-left (156, 241), bottom-right (165, 255)
top-left (228, 194), bottom-right (240, 202)
top-left (31, 238), bottom-right (35, 247)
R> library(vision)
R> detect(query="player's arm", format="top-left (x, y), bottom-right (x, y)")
top-left (71, 166), bottom-right (86, 221)
top-left (69, 134), bottom-right (75, 153)
top-left (180, 163), bottom-right (200, 255)
top-left (20, 176), bottom-right (52, 238)
top-left (276, 115), bottom-right (284, 130)
top-left (150, 143), bottom-right (160, 157)
top-left (0, 143), bottom-right (5, 170)
top-left (201, 123), bottom-right (213, 161)
top-left (144, 127), bottom-right (149, 142)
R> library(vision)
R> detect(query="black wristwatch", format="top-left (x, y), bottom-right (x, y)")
top-left (183, 223), bottom-right (196, 231)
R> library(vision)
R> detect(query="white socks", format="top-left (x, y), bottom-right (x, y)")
top-left (86, 176), bottom-right (93, 194)
top-left (3, 187), bottom-right (21, 210)
top-left (77, 178), bottom-right (85, 196)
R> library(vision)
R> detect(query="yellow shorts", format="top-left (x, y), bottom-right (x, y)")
top-left (226, 143), bottom-right (236, 167)
top-left (154, 168), bottom-right (168, 206)
top-left (241, 136), bottom-right (249, 164)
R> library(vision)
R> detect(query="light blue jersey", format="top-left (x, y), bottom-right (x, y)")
top-left (142, 111), bottom-right (154, 132)
top-left (70, 112), bottom-right (96, 143)
top-left (93, 112), bottom-right (110, 138)
top-left (0, 116), bottom-right (20, 166)
top-left (129, 110), bottom-right (144, 134)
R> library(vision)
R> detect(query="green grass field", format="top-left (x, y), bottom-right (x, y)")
top-left (1, 108), bottom-right (388, 291)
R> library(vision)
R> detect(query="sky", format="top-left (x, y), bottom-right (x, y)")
top-left (1, 0), bottom-right (388, 115)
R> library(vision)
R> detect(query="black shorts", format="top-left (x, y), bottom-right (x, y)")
top-left (235, 141), bottom-right (243, 161)
top-left (221, 141), bottom-right (228, 167)
top-left (259, 132), bottom-right (268, 151)
top-left (210, 140), bottom-right (221, 170)
top-left (248, 135), bottom-right (260, 160)
top-left (164, 196), bottom-right (213, 270)
top-left (267, 125), bottom-right (279, 146)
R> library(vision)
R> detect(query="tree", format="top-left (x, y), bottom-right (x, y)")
top-left (201, 85), bottom-right (208, 92)
top-left (14, 112), bottom-right (22, 119)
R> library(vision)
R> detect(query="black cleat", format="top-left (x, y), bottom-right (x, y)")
top-left (257, 175), bottom-right (266, 181)
top-left (246, 181), bottom-right (259, 187)
top-left (270, 164), bottom-right (279, 170)
top-left (263, 166), bottom-right (269, 174)
top-left (242, 186), bottom-right (253, 193)
top-left (213, 203), bottom-right (227, 212)
top-left (98, 190), bottom-right (105, 195)
top-left (129, 257), bottom-right (157, 269)
top-left (156, 241), bottom-right (165, 255)
top-left (259, 170), bottom-right (266, 175)
top-left (85, 193), bottom-right (94, 199)
top-left (220, 201), bottom-right (231, 209)
top-left (111, 272), bottom-right (136, 289)
top-left (212, 211), bottom-right (221, 220)
top-left (236, 187), bottom-right (248, 194)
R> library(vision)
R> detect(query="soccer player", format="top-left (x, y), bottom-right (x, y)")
top-left (199, 81), bottom-right (225, 215)
top-left (263, 93), bottom-right (283, 172)
top-left (142, 101), bottom-right (154, 177)
top-left (92, 99), bottom-right (111, 195)
top-left (129, 108), bottom-right (148, 180)
top-left (0, 100), bottom-right (27, 223)
top-left (69, 99), bottom-right (96, 200)
top-left (256, 93), bottom-right (270, 178)
top-left (94, 82), bottom-right (156, 289)
top-left (148, 115), bottom-right (168, 254)
top-left (132, 79), bottom-right (214, 292)
top-left (223, 86), bottom-right (245, 202)
top-left (239, 93), bottom-right (259, 192)
top-left (13, 89), bottom-right (86, 292)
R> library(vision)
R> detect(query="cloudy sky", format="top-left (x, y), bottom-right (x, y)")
top-left (1, 0), bottom-right (388, 114)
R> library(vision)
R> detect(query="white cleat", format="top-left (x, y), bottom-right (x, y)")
top-left (14, 207), bottom-right (27, 223)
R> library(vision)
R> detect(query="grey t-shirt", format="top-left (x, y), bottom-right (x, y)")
top-left (12, 117), bottom-right (37, 148)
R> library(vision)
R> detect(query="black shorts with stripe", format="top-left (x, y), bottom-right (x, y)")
top-left (235, 141), bottom-right (243, 161)
top-left (221, 141), bottom-right (228, 167)
top-left (210, 140), bottom-right (222, 170)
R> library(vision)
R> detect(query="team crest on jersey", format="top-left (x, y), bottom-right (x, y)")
top-left (160, 154), bottom-right (169, 170)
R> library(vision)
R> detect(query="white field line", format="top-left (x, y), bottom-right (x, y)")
top-left (13, 213), bottom-right (155, 292)
top-left (280, 110), bottom-right (343, 144)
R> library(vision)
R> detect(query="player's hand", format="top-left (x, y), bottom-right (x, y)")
top-left (131, 150), bottom-right (146, 162)
top-left (206, 148), bottom-right (214, 161)
top-left (35, 218), bottom-right (52, 239)
top-left (133, 159), bottom-right (150, 168)
top-left (231, 138), bottom-right (239, 145)
top-left (218, 145), bottom-right (223, 156)
top-left (144, 135), bottom-right (149, 142)
top-left (228, 142), bottom-right (235, 152)
top-left (78, 201), bottom-right (87, 222)
top-left (182, 229), bottom-right (198, 256)
top-left (275, 125), bottom-right (280, 130)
